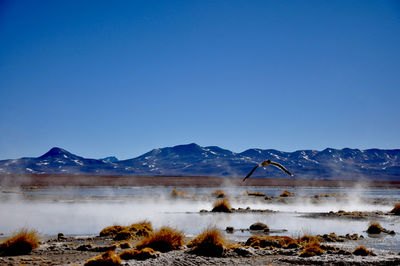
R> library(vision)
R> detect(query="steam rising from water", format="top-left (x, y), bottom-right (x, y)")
top-left (0, 199), bottom-right (209, 235)
top-left (0, 185), bottom-right (398, 240)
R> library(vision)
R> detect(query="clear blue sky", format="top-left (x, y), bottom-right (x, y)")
top-left (1, 0), bottom-right (399, 160)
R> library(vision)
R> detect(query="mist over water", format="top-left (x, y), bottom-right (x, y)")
top-left (0, 186), bottom-right (397, 232)
top-left (0, 185), bottom-right (399, 252)
top-left (0, 199), bottom-right (205, 235)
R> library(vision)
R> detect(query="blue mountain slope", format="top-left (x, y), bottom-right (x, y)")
top-left (0, 144), bottom-right (399, 180)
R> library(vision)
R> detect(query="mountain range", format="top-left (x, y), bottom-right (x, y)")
top-left (0, 143), bottom-right (399, 180)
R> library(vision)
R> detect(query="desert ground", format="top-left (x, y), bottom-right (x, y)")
top-left (0, 174), bottom-right (399, 265)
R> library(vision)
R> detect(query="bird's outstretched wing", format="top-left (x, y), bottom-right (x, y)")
top-left (243, 165), bottom-right (259, 182)
top-left (270, 161), bottom-right (293, 176)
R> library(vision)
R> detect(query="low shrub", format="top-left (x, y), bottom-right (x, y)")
top-left (84, 250), bottom-right (121, 266)
top-left (188, 228), bottom-right (226, 257)
top-left (136, 227), bottom-right (183, 252)
top-left (211, 199), bottom-right (232, 213)
top-left (0, 229), bottom-right (39, 256)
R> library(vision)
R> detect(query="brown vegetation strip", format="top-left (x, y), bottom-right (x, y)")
top-left (2, 174), bottom-right (400, 188)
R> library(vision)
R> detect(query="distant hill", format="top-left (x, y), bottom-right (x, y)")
top-left (0, 144), bottom-right (399, 180)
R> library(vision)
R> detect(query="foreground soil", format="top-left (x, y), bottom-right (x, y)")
top-left (0, 233), bottom-right (400, 265)
top-left (0, 234), bottom-right (399, 266)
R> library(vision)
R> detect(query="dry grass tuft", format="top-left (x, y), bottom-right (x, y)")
top-left (136, 227), bottom-right (184, 252)
top-left (367, 222), bottom-right (383, 234)
top-left (100, 221), bottom-right (153, 239)
top-left (118, 241), bottom-right (131, 249)
top-left (188, 228), bottom-right (226, 257)
top-left (280, 190), bottom-right (294, 197)
top-left (246, 191), bottom-right (266, 197)
top-left (298, 235), bottom-right (320, 246)
top-left (298, 235), bottom-right (324, 257)
top-left (84, 250), bottom-right (121, 265)
top-left (171, 188), bottom-right (179, 196)
top-left (353, 246), bottom-right (375, 256)
top-left (300, 243), bottom-right (324, 257)
top-left (313, 192), bottom-right (344, 198)
top-left (314, 193), bottom-right (331, 198)
top-left (316, 232), bottom-right (343, 242)
top-left (211, 199), bottom-right (232, 213)
top-left (211, 189), bottom-right (226, 198)
top-left (129, 221), bottom-right (153, 237)
top-left (298, 236), bottom-right (321, 254)
top-left (245, 235), bottom-right (298, 249)
top-left (390, 203), bottom-right (400, 215)
top-left (0, 229), bottom-right (39, 256)
top-left (118, 247), bottom-right (158, 260)
top-left (170, 189), bottom-right (189, 198)
top-left (114, 230), bottom-right (132, 241)
top-left (100, 225), bottom-right (126, 237)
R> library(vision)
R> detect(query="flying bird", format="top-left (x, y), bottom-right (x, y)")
top-left (243, 159), bottom-right (293, 182)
